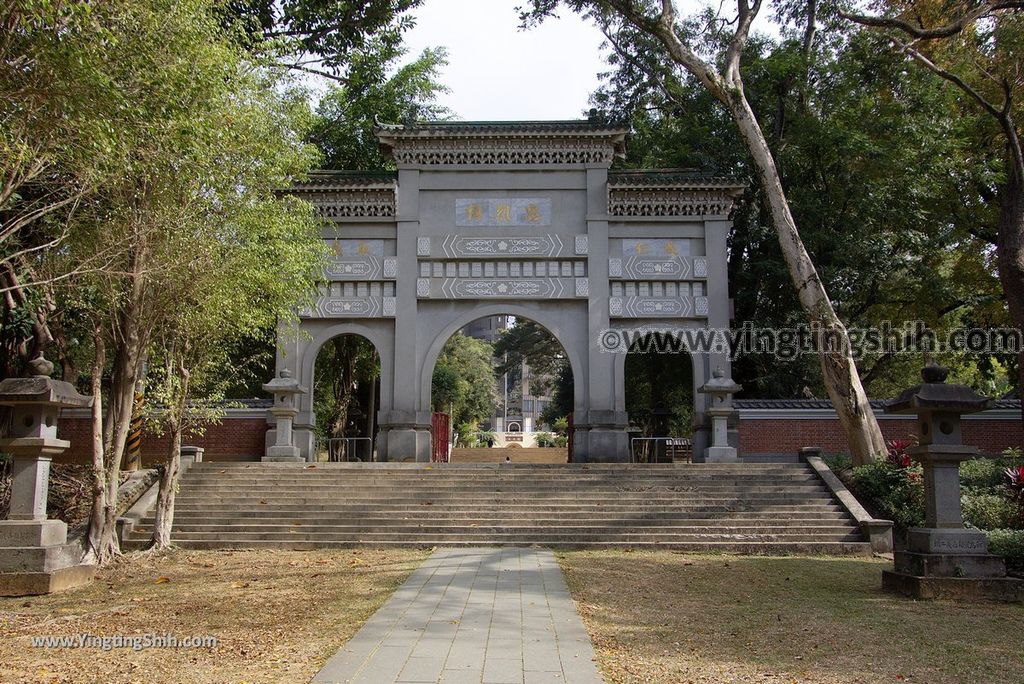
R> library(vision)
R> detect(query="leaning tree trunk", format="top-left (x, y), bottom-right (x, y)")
top-left (726, 87), bottom-right (887, 465)
top-left (996, 165), bottom-right (1024, 441)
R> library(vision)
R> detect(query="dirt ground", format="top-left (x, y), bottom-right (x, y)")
top-left (557, 551), bottom-right (1024, 684)
top-left (0, 548), bottom-right (428, 684)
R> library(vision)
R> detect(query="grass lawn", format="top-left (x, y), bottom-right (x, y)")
top-left (558, 551), bottom-right (1023, 684)
top-left (0, 548), bottom-right (429, 684)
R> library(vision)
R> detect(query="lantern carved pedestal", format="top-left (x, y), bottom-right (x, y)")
top-left (0, 361), bottom-right (95, 596)
top-left (882, 363), bottom-right (1023, 601)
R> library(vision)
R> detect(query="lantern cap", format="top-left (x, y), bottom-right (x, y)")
top-left (884, 362), bottom-right (992, 415)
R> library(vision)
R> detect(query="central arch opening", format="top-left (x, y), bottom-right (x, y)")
top-left (428, 314), bottom-right (575, 463)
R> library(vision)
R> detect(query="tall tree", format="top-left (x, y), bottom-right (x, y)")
top-left (843, 1), bottom-right (1024, 415)
top-left (222, 0), bottom-right (422, 80)
top-left (525, 0), bottom-right (889, 464)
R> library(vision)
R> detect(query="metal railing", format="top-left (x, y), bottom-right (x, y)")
top-left (629, 437), bottom-right (692, 464)
top-left (323, 437), bottom-right (375, 462)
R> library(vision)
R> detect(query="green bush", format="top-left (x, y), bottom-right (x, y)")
top-left (823, 453), bottom-right (852, 473)
top-left (535, 432), bottom-right (569, 448)
top-left (851, 460), bottom-right (925, 530)
top-left (986, 529), bottom-right (1024, 572)
top-left (960, 458), bottom-right (1006, 491)
top-left (962, 494), bottom-right (1018, 530)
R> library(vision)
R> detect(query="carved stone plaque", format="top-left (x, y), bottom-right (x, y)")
top-left (455, 198), bottom-right (551, 226)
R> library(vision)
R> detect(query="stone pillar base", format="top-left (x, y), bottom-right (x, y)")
top-left (263, 445), bottom-right (302, 462)
top-left (378, 412), bottom-right (432, 462)
top-left (704, 445), bottom-right (739, 463)
top-left (0, 564), bottom-right (96, 597)
top-left (0, 520), bottom-right (93, 596)
top-left (883, 526), bottom-right (1023, 602)
top-left (577, 428), bottom-right (630, 463)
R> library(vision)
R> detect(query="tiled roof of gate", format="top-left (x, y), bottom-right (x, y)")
top-left (734, 398), bottom-right (1021, 410)
top-left (374, 120), bottom-right (628, 136)
top-left (290, 170), bottom-right (398, 191)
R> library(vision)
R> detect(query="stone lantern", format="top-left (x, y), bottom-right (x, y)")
top-left (0, 357), bottom-right (95, 596)
top-left (882, 362), bottom-right (1023, 600)
top-left (263, 369), bottom-right (306, 462)
top-left (698, 367), bottom-right (741, 462)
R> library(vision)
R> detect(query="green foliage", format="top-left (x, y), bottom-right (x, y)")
top-left (960, 458), bottom-right (1008, 491)
top-left (309, 46), bottom-right (449, 169)
top-left (986, 530), bottom-right (1024, 572)
top-left (313, 335), bottom-right (379, 443)
top-left (534, 431), bottom-right (567, 448)
top-left (624, 350), bottom-right (693, 436)
top-left (962, 494), bottom-right (1019, 530)
top-left (850, 461), bottom-right (925, 530)
top-left (222, 0), bottom-right (421, 71)
top-left (823, 453), bottom-right (853, 474)
top-left (431, 333), bottom-right (497, 427)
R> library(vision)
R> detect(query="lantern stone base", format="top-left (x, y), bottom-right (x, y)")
top-left (883, 527), bottom-right (1023, 602)
top-left (0, 521), bottom-right (93, 596)
top-left (882, 570), bottom-right (1024, 602)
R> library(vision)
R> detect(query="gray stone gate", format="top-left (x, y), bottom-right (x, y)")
top-left (269, 120), bottom-right (742, 462)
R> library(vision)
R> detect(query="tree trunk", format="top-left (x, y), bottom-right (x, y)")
top-left (149, 425), bottom-right (181, 549)
top-left (726, 87), bottom-right (887, 465)
top-left (150, 355), bottom-right (190, 549)
top-left (84, 333), bottom-right (108, 563)
top-left (83, 329), bottom-right (122, 564)
top-left (996, 165), bottom-right (1024, 441)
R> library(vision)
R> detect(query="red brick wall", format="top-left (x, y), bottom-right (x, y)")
top-left (56, 413), bottom-right (267, 465)
top-left (738, 416), bottom-right (1022, 457)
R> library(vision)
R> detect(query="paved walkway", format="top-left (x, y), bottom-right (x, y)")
top-left (311, 547), bottom-right (604, 684)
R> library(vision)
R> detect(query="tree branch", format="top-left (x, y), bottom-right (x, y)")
top-left (842, 2), bottom-right (1024, 41)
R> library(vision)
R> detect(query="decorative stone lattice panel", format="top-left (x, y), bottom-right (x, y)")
top-left (608, 188), bottom-right (738, 217)
top-left (388, 138), bottom-right (617, 166)
top-left (312, 190), bottom-right (396, 219)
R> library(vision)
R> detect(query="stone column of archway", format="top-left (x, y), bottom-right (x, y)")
top-left (271, 319), bottom-right (395, 461)
top-left (700, 218), bottom-right (737, 462)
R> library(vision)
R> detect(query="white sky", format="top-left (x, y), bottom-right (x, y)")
top-left (402, 0), bottom-right (607, 121)
top-left (401, 1), bottom-right (777, 121)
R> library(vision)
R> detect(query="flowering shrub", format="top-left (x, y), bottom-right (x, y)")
top-left (885, 439), bottom-right (915, 469)
top-left (1005, 465), bottom-right (1024, 504)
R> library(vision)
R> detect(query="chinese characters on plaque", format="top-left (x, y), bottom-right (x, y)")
top-left (455, 199), bottom-right (551, 227)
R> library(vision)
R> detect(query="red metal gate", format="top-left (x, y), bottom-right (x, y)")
top-left (431, 412), bottom-right (450, 463)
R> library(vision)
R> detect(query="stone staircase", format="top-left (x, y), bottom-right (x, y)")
top-left (123, 462), bottom-right (872, 554)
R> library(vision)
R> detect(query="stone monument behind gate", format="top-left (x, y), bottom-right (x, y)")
top-left (269, 120), bottom-right (743, 462)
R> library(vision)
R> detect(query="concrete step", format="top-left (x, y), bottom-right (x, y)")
top-left (127, 529), bottom-right (865, 543)
top-left (154, 511), bottom-right (852, 523)
top-left (121, 538), bottom-right (873, 554)
top-left (140, 518), bottom-right (859, 531)
top-left (170, 503), bottom-right (845, 514)
top-left (138, 462), bottom-right (864, 552)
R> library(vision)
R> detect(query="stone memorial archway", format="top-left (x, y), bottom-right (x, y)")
top-left (270, 120), bottom-right (742, 462)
